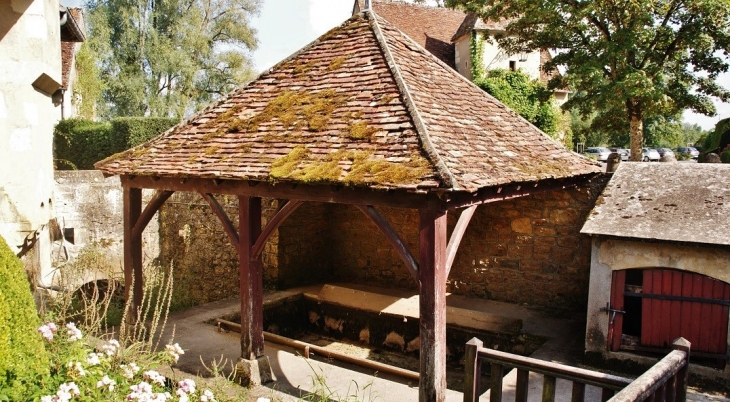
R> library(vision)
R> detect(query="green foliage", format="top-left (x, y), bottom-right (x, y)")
top-left (54, 118), bottom-right (176, 169)
top-left (0, 237), bottom-right (49, 400)
top-left (475, 69), bottom-right (562, 138)
top-left (703, 118), bottom-right (730, 154)
top-left (73, 42), bottom-right (104, 120)
top-left (721, 148), bottom-right (730, 163)
top-left (448, 0), bottom-right (730, 160)
top-left (86, 0), bottom-right (260, 118)
top-left (469, 31), bottom-right (486, 81)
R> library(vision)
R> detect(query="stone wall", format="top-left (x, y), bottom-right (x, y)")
top-left (326, 175), bottom-right (609, 312)
top-left (156, 174), bottom-right (609, 313)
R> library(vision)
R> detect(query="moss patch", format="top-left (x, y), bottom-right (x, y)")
top-left (269, 148), bottom-right (432, 186)
top-left (377, 94), bottom-right (395, 105)
top-left (347, 121), bottom-right (378, 140)
top-left (327, 57), bottom-right (346, 71)
top-left (204, 146), bottom-right (219, 155)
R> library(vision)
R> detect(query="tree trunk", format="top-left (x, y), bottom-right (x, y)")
top-left (628, 100), bottom-right (644, 162)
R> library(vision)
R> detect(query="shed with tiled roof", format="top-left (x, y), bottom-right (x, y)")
top-left (96, 10), bottom-right (599, 402)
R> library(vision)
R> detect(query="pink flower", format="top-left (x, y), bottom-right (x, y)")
top-left (177, 378), bottom-right (196, 394)
top-left (37, 323), bottom-right (58, 341)
top-left (65, 322), bottom-right (83, 342)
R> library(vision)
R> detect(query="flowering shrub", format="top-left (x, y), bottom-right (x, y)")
top-left (35, 321), bottom-right (216, 402)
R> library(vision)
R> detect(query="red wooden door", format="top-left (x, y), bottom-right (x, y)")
top-left (641, 269), bottom-right (730, 355)
top-left (607, 270), bottom-right (626, 351)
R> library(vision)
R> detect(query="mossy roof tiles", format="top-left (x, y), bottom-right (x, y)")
top-left (95, 11), bottom-right (599, 193)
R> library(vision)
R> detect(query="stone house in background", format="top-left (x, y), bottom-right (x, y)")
top-left (582, 163), bottom-right (730, 382)
top-left (352, 0), bottom-right (570, 105)
top-left (59, 7), bottom-right (84, 120)
top-left (0, 0), bottom-right (84, 286)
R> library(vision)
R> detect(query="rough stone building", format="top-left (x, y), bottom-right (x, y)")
top-left (582, 162), bottom-right (730, 382)
top-left (0, 0), bottom-right (84, 285)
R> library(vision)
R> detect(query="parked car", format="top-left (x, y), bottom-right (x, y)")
top-left (642, 148), bottom-right (660, 161)
top-left (584, 147), bottom-right (612, 162)
top-left (655, 148), bottom-right (675, 159)
top-left (675, 147), bottom-right (699, 159)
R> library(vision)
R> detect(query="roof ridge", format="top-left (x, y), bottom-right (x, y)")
top-left (366, 10), bottom-right (460, 191)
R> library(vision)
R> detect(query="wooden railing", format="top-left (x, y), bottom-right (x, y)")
top-left (463, 337), bottom-right (691, 402)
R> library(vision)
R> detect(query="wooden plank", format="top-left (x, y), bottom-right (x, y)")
top-left (515, 369), bottom-right (529, 402)
top-left (609, 270), bottom-right (626, 351)
top-left (445, 205), bottom-right (477, 277)
top-left (709, 279), bottom-right (727, 355)
top-left (251, 199), bottom-right (302, 260)
top-left (132, 190), bottom-right (173, 239)
top-left (699, 276), bottom-right (714, 352)
top-left (490, 363), bottom-right (504, 402)
top-left (239, 196), bottom-right (265, 360)
top-left (680, 272), bottom-right (693, 344)
top-left (200, 193), bottom-right (239, 246)
top-left (418, 208), bottom-right (448, 402)
top-left (357, 205), bottom-right (419, 282)
top-left (669, 271), bottom-right (682, 347)
top-left (570, 382), bottom-right (585, 402)
top-left (121, 175), bottom-right (439, 210)
top-left (690, 275), bottom-right (703, 349)
top-left (660, 270), bottom-right (672, 347)
top-left (601, 388), bottom-right (613, 402)
top-left (720, 284), bottom-right (730, 369)
top-left (607, 348), bottom-right (688, 402)
top-left (123, 187), bottom-right (143, 315)
top-left (463, 338), bottom-right (482, 402)
top-left (542, 375), bottom-right (556, 402)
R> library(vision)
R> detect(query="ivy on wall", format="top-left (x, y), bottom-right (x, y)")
top-left (469, 30), bottom-right (486, 81)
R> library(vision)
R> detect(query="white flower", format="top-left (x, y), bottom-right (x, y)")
top-left (86, 352), bottom-right (102, 366)
top-left (143, 370), bottom-right (166, 386)
top-left (66, 361), bottom-right (85, 377)
top-left (128, 381), bottom-right (153, 400)
top-left (121, 362), bottom-right (141, 379)
top-left (65, 322), bottom-right (83, 342)
top-left (40, 396), bottom-right (54, 402)
top-left (201, 390), bottom-right (217, 402)
top-left (165, 343), bottom-right (185, 362)
top-left (96, 375), bottom-right (116, 392)
top-left (177, 378), bottom-right (195, 394)
top-left (176, 391), bottom-right (189, 402)
top-left (101, 339), bottom-right (120, 356)
top-left (55, 382), bottom-right (80, 402)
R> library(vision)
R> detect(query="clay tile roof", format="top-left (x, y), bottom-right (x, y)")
top-left (452, 12), bottom-right (509, 42)
top-left (581, 163), bottom-right (730, 247)
top-left (95, 11), bottom-right (599, 193)
top-left (370, 1), bottom-right (466, 68)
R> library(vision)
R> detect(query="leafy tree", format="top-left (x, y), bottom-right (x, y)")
top-left (447, 0), bottom-right (730, 161)
top-left (86, 0), bottom-right (260, 118)
top-left (476, 69), bottom-right (567, 143)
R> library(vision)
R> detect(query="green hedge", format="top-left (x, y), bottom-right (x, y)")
top-left (54, 117), bottom-right (177, 170)
top-left (702, 117), bottom-right (730, 156)
top-left (0, 237), bottom-right (49, 400)
top-left (721, 148), bottom-right (730, 163)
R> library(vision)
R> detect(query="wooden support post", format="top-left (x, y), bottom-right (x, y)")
top-left (490, 362), bottom-right (505, 402)
top-left (418, 208), bottom-right (448, 402)
top-left (463, 338), bottom-right (482, 402)
top-left (542, 375), bottom-right (556, 402)
top-left (123, 187), bottom-right (143, 316)
top-left (516, 369), bottom-right (529, 402)
top-left (239, 196), bottom-right (264, 360)
top-left (673, 337), bottom-right (691, 402)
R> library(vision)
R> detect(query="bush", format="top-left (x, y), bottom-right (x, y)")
top-left (0, 236), bottom-right (49, 399)
top-left (54, 117), bottom-right (176, 170)
top-left (721, 148), bottom-right (730, 163)
top-left (702, 117), bottom-right (730, 155)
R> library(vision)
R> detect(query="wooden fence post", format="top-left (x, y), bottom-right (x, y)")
top-left (464, 338), bottom-right (483, 402)
top-left (673, 337), bottom-right (691, 402)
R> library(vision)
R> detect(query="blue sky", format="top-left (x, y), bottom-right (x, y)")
top-left (65, 0), bottom-right (729, 130)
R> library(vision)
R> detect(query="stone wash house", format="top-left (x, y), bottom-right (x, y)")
top-left (582, 163), bottom-right (730, 381)
top-left (352, 0), bottom-right (569, 104)
top-left (0, 0), bottom-right (84, 284)
top-left (94, 8), bottom-right (602, 399)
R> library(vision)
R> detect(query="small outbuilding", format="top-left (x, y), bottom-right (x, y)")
top-left (582, 162), bottom-right (730, 378)
top-left (96, 9), bottom-right (599, 401)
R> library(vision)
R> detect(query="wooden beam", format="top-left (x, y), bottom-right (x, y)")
top-left (356, 205), bottom-right (419, 282)
top-left (445, 205), bottom-right (477, 277)
top-left (239, 196), bottom-right (265, 360)
top-left (251, 200), bottom-right (303, 260)
top-left (120, 176), bottom-right (440, 210)
top-left (200, 193), bottom-right (239, 247)
top-left (444, 176), bottom-right (590, 210)
top-left (418, 208), bottom-right (448, 402)
top-left (123, 187), bottom-right (143, 315)
top-left (132, 190), bottom-right (173, 239)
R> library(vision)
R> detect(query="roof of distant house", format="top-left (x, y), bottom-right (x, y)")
top-left (367, 1), bottom-right (467, 68)
top-left (60, 6), bottom-right (84, 42)
top-left (96, 11), bottom-right (598, 193)
top-left (581, 163), bottom-right (730, 246)
top-left (452, 12), bottom-right (509, 42)
top-left (61, 7), bottom-right (84, 89)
